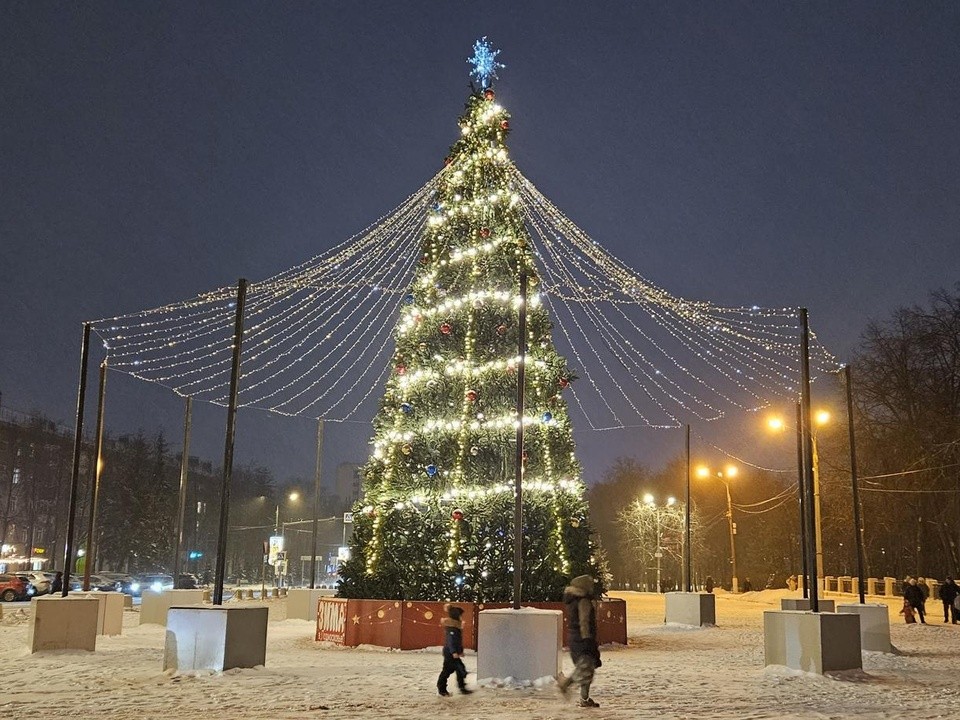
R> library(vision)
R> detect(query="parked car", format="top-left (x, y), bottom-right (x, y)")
top-left (26, 572), bottom-right (52, 595)
top-left (0, 573), bottom-right (29, 602)
top-left (13, 574), bottom-right (38, 598)
top-left (176, 573), bottom-right (201, 589)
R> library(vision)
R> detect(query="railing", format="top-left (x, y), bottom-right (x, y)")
top-left (820, 575), bottom-right (940, 600)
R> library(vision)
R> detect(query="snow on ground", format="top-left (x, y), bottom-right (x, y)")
top-left (1, 590), bottom-right (957, 719)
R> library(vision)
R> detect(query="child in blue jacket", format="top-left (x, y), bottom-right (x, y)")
top-left (437, 604), bottom-right (472, 696)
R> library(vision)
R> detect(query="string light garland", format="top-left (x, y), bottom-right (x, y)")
top-left (88, 44), bottom-right (844, 602)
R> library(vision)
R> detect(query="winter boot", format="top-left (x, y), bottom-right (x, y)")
top-left (578, 697), bottom-right (600, 708)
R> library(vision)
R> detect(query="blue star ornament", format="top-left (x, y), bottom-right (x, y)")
top-left (467, 37), bottom-right (504, 89)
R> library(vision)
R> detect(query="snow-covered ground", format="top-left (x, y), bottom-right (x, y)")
top-left (1, 589), bottom-right (957, 719)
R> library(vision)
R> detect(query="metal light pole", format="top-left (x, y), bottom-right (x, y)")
top-left (309, 420), bottom-right (324, 589)
top-left (213, 278), bottom-right (248, 606)
top-left (842, 365), bottom-right (867, 604)
top-left (720, 475), bottom-right (739, 594)
top-left (63, 322), bottom-right (92, 597)
top-left (684, 424), bottom-right (692, 592)
top-left (172, 396), bottom-right (192, 588)
top-left (795, 403), bottom-right (810, 598)
top-left (799, 308), bottom-right (820, 612)
top-left (83, 359), bottom-right (107, 591)
top-left (512, 271), bottom-right (528, 610)
top-left (695, 464), bottom-right (739, 592)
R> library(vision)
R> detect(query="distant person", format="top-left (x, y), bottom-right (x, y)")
top-left (904, 578), bottom-right (927, 624)
top-left (705, 576), bottom-right (714, 593)
top-left (786, 575), bottom-right (798, 592)
top-left (742, 578), bottom-right (753, 592)
top-left (436, 604), bottom-right (471, 696)
top-left (938, 577), bottom-right (959, 624)
top-left (558, 574), bottom-right (602, 708)
top-left (51, 571), bottom-right (63, 594)
top-left (918, 577), bottom-right (931, 603)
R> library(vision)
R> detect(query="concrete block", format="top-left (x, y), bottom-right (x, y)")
top-left (477, 608), bottom-right (562, 682)
top-left (287, 588), bottom-right (332, 621)
top-left (140, 589), bottom-right (205, 625)
top-left (28, 595), bottom-right (99, 653)
top-left (764, 610), bottom-right (862, 674)
top-left (780, 598), bottom-right (835, 612)
top-left (837, 603), bottom-right (892, 653)
top-left (123, 594), bottom-right (133, 609)
top-left (164, 605), bottom-right (268, 672)
top-left (664, 592), bottom-right (716, 626)
top-left (78, 592), bottom-right (124, 635)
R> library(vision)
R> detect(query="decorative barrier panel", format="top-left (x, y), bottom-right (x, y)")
top-left (317, 597), bottom-right (627, 650)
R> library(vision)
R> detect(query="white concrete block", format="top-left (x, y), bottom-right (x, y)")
top-left (837, 603), bottom-right (892, 653)
top-left (780, 598), bottom-right (835, 612)
top-left (477, 608), bottom-right (562, 682)
top-left (78, 592), bottom-right (125, 635)
top-left (286, 588), bottom-right (333, 621)
top-left (139, 589), bottom-right (205, 625)
top-left (28, 595), bottom-right (99, 653)
top-left (164, 606), bottom-right (269, 672)
top-left (764, 610), bottom-right (862, 674)
top-left (664, 592), bottom-right (716, 626)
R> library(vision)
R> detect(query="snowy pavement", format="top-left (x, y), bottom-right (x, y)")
top-left (1, 589), bottom-right (957, 719)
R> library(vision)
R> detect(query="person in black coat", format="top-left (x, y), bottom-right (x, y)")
top-left (938, 577), bottom-right (959, 624)
top-left (904, 578), bottom-right (927, 624)
top-left (50, 571), bottom-right (63, 594)
top-left (558, 574), bottom-right (601, 708)
top-left (436, 604), bottom-right (471, 696)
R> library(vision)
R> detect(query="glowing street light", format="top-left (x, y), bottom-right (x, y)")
top-left (697, 464), bottom-right (741, 592)
top-left (642, 494), bottom-right (677, 594)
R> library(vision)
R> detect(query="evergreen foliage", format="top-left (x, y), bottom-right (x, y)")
top-left (338, 88), bottom-right (602, 601)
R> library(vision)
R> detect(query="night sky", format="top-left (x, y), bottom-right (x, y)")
top-left (2, 3), bottom-right (959, 487)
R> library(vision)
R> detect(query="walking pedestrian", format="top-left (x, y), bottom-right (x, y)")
top-left (436, 604), bottom-right (471, 696)
top-left (705, 576), bottom-right (714, 593)
top-left (904, 578), bottom-right (927, 624)
top-left (558, 574), bottom-right (602, 708)
top-left (938, 577), bottom-right (959, 624)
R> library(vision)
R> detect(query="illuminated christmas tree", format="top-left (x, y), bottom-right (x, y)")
top-left (338, 40), bottom-right (602, 602)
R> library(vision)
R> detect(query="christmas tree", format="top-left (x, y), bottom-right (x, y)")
top-left (338, 40), bottom-right (602, 602)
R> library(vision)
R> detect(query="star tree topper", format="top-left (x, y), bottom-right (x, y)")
top-left (467, 37), bottom-right (504, 89)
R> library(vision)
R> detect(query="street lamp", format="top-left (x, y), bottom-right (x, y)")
top-left (273, 491), bottom-right (300, 587)
top-left (643, 494), bottom-right (676, 594)
top-left (696, 463), bottom-right (740, 592)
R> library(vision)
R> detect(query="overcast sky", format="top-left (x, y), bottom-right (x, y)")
top-left (2, 2), bottom-right (958, 486)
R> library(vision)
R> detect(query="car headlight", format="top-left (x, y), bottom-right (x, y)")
top-left (131, 582), bottom-right (140, 592)
top-left (151, 582), bottom-right (162, 592)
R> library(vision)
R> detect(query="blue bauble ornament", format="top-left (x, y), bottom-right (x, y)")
top-left (403, 294), bottom-right (415, 305)
top-left (541, 411), bottom-right (553, 423)
top-left (426, 464), bottom-right (438, 476)
top-left (401, 403), bottom-right (413, 415)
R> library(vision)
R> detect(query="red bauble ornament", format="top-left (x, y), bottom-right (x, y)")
top-left (496, 324), bottom-right (507, 336)
top-left (484, 89), bottom-right (495, 101)
top-left (452, 508), bottom-right (465, 521)
top-left (440, 322), bottom-right (452, 335)
top-left (444, 156), bottom-right (453, 166)
top-left (395, 364), bottom-right (406, 375)
top-left (420, 255), bottom-right (429, 265)
top-left (500, 120), bottom-right (510, 131)
top-left (466, 389), bottom-right (478, 402)
top-left (479, 226), bottom-right (491, 238)
top-left (559, 377), bottom-right (569, 389)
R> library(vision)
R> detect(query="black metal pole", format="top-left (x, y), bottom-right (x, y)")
top-left (795, 402), bottom-right (809, 599)
top-left (684, 424), bottom-right (692, 592)
top-left (309, 419), bottom-right (324, 589)
top-left (513, 271), bottom-right (528, 610)
top-left (843, 365), bottom-right (866, 604)
top-left (172, 396), bottom-right (192, 588)
top-left (83, 359), bottom-right (107, 591)
top-left (799, 309), bottom-right (819, 612)
top-left (213, 279), bottom-right (248, 605)
top-left (63, 322), bottom-right (91, 597)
